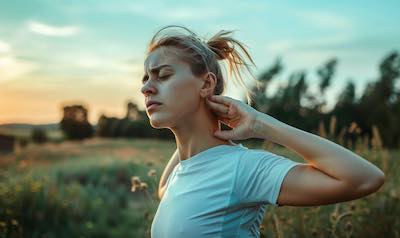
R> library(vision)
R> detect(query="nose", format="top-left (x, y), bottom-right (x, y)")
top-left (141, 79), bottom-right (158, 96)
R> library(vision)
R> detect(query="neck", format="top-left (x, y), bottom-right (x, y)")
top-left (170, 101), bottom-right (233, 161)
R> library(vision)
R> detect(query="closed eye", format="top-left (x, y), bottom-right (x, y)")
top-left (159, 74), bottom-right (171, 80)
top-left (142, 73), bottom-right (171, 84)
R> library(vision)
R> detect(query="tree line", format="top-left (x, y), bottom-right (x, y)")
top-left (58, 50), bottom-right (400, 149)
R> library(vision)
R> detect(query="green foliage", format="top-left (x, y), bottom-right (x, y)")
top-left (251, 51), bottom-right (400, 148)
top-left (260, 144), bottom-right (400, 238)
top-left (96, 114), bottom-right (173, 140)
top-left (60, 105), bottom-right (94, 140)
top-left (0, 159), bottom-right (156, 238)
top-left (31, 127), bottom-right (48, 144)
top-left (0, 139), bottom-right (398, 237)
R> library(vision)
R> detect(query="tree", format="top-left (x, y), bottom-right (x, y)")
top-left (360, 51), bottom-right (400, 147)
top-left (60, 104), bottom-right (93, 140)
top-left (251, 58), bottom-right (283, 113)
top-left (31, 127), bottom-right (48, 144)
top-left (306, 58), bottom-right (338, 113)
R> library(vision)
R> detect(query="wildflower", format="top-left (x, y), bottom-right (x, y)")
top-left (130, 176), bottom-right (149, 192)
top-left (11, 219), bottom-right (18, 226)
top-left (330, 212), bottom-right (337, 221)
top-left (131, 184), bottom-right (139, 192)
top-left (131, 176), bottom-right (141, 185)
top-left (345, 221), bottom-right (353, 233)
top-left (131, 176), bottom-right (142, 192)
top-left (349, 202), bottom-right (356, 211)
top-left (148, 169), bottom-right (157, 177)
top-left (140, 182), bottom-right (148, 191)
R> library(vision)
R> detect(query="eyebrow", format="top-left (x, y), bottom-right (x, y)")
top-left (142, 64), bottom-right (172, 83)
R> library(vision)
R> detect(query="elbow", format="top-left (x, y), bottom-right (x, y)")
top-left (372, 168), bottom-right (386, 191)
top-left (374, 170), bottom-right (386, 190)
top-left (358, 170), bottom-right (386, 195)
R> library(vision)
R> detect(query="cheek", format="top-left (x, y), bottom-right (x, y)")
top-left (166, 76), bottom-right (201, 114)
top-left (164, 78), bottom-right (200, 120)
top-left (149, 77), bottom-right (201, 128)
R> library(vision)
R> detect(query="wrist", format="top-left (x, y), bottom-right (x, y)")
top-left (252, 112), bottom-right (285, 143)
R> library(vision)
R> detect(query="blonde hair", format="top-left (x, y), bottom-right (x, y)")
top-left (145, 25), bottom-right (261, 105)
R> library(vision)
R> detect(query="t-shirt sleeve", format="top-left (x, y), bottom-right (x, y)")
top-left (234, 149), bottom-right (302, 207)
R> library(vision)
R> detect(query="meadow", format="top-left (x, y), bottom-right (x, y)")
top-left (0, 122), bottom-right (399, 238)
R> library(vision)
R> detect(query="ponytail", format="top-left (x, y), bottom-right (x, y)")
top-left (206, 30), bottom-right (261, 104)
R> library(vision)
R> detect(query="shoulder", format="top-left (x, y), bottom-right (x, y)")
top-left (239, 147), bottom-right (280, 161)
top-left (237, 147), bottom-right (300, 172)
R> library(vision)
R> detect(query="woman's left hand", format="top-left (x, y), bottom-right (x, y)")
top-left (206, 95), bottom-right (261, 141)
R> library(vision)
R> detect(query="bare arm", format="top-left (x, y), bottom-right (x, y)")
top-left (158, 148), bottom-right (179, 200)
top-left (204, 94), bottom-right (384, 206)
top-left (253, 113), bottom-right (385, 206)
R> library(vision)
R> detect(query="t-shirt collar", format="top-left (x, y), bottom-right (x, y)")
top-left (178, 141), bottom-right (244, 166)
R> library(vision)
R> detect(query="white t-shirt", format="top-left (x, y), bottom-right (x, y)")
top-left (151, 143), bottom-right (302, 238)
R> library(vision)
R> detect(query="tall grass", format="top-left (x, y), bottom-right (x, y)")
top-left (0, 120), bottom-right (398, 237)
top-left (258, 116), bottom-right (399, 237)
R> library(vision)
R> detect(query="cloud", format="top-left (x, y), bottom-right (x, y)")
top-left (265, 34), bottom-right (355, 54)
top-left (0, 41), bottom-right (36, 83)
top-left (27, 20), bottom-right (80, 37)
top-left (129, 4), bottom-right (221, 21)
top-left (0, 56), bottom-right (36, 83)
top-left (84, 2), bottom-right (223, 21)
top-left (293, 10), bottom-right (353, 31)
top-left (76, 56), bottom-right (141, 72)
top-left (0, 40), bottom-right (11, 53)
top-left (265, 40), bottom-right (292, 53)
top-left (162, 7), bottom-right (220, 20)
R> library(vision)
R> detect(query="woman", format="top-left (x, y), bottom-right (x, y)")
top-left (140, 25), bottom-right (385, 237)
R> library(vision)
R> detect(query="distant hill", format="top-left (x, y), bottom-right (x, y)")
top-left (0, 123), bottom-right (95, 140)
top-left (0, 123), bottom-right (60, 130)
top-left (0, 123), bottom-right (61, 139)
top-left (0, 123), bottom-right (98, 130)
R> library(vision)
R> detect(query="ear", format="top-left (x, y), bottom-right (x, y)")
top-left (199, 72), bottom-right (217, 98)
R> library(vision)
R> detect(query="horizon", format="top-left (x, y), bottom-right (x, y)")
top-left (1, 0), bottom-right (399, 125)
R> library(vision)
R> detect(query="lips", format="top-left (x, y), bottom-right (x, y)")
top-left (147, 103), bottom-right (162, 111)
top-left (146, 100), bottom-right (163, 109)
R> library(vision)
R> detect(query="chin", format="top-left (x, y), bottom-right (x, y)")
top-left (149, 120), bottom-right (165, 129)
top-left (148, 114), bottom-right (171, 129)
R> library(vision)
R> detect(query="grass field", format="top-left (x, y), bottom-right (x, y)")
top-left (0, 135), bottom-right (399, 237)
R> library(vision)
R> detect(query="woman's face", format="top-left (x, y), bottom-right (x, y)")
top-left (141, 46), bottom-right (207, 129)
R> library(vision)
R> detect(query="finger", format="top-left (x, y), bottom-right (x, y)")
top-left (206, 98), bottom-right (229, 114)
top-left (219, 113), bottom-right (241, 127)
top-left (216, 125), bottom-right (249, 140)
top-left (214, 129), bottom-right (236, 140)
top-left (208, 101), bottom-right (239, 120)
top-left (208, 97), bottom-right (241, 118)
top-left (209, 95), bottom-right (234, 106)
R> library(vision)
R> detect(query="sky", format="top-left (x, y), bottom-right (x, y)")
top-left (0, 0), bottom-right (399, 125)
